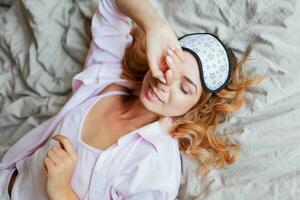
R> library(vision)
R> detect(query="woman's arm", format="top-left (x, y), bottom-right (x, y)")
top-left (115, 0), bottom-right (166, 33)
top-left (115, 0), bottom-right (184, 83)
top-left (72, 0), bottom-right (134, 93)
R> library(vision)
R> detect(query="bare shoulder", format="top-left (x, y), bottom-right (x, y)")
top-left (97, 83), bottom-right (131, 96)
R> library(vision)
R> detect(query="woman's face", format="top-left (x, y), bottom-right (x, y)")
top-left (139, 50), bottom-right (202, 117)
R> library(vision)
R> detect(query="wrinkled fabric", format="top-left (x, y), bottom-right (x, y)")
top-left (1, 0), bottom-right (300, 199)
top-left (0, 0), bottom-right (181, 199)
top-left (0, 0), bottom-right (132, 172)
top-left (0, 168), bottom-right (14, 200)
top-left (10, 90), bottom-right (180, 199)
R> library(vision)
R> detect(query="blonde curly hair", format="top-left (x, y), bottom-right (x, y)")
top-left (120, 23), bottom-right (265, 182)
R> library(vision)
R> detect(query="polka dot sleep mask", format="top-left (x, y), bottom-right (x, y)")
top-left (178, 33), bottom-right (233, 93)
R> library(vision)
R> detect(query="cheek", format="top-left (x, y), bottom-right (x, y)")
top-left (142, 71), bottom-right (151, 84)
top-left (165, 96), bottom-right (194, 116)
top-left (178, 99), bottom-right (193, 111)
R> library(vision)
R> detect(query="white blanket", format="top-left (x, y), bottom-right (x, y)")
top-left (0, 0), bottom-right (299, 199)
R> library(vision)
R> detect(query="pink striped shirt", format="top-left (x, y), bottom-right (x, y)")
top-left (0, 0), bottom-right (181, 199)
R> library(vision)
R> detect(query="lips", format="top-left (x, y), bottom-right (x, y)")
top-left (148, 84), bottom-right (165, 103)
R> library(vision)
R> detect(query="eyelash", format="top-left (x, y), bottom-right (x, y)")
top-left (179, 83), bottom-right (189, 95)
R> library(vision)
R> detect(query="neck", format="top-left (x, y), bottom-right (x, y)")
top-left (116, 95), bottom-right (159, 127)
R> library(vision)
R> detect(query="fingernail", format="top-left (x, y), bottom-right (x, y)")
top-left (159, 77), bottom-right (166, 84)
top-left (171, 47), bottom-right (176, 51)
top-left (167, 48), bottom-right (174, 56)
top-left (166, 56), bottom-right (172, 63)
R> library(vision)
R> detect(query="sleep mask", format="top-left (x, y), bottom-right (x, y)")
top-left (178, 33), bottom-right (232, 93)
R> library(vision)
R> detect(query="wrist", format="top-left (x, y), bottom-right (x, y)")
top-left (51, 187), bottom-right (79, 200)
top-left (65, 187), bottom-right (80, 200)
top-left (144, 16), bottom-right (168, 33)
top-left (115, 0), bottom-right (166, 33)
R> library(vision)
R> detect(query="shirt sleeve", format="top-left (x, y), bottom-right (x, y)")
top-left (72, 0), bottom-right (133, 93)
top-left (0, 116), bottom-right (55, 171)
top-left (110, 188), bottom-right (174, 200)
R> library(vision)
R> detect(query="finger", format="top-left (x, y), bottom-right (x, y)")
top-left (52, 144), bottom-right (69, 158)
top-left (43, 158), bottom-right (48, 172)
top-left (147, 54), bottom-right (166, 84)
top-left (173, 47), bottom-right (187, 63)
top-left (167, 48), bottom-right (174, 57)
top-left (43, 157), bottom-right (55, 173)
top-left (51, 134), bottom-right (76, 157)
top-left (147, 53), bottom-right (163, 77)
top-left (46, 150), bottom-right (62, 165)
top-left (166, 55), bottom-right (181, 80)
top-left (165, 68), bottom-right (173, 86)
top-left (168, 48), bottom-right (185, 75)
top-left (168, 48), bottom-right (184, 69)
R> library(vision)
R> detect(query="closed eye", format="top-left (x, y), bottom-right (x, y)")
top-left (179, 83), bottom-right (189, 95)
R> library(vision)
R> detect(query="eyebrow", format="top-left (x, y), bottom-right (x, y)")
top-left (183, 75), bottom-right (198, 94)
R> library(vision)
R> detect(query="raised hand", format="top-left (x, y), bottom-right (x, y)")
top-left (145, 22), bottom-right (184, 84)
top-left (164, 47), bottom-right (187, 82)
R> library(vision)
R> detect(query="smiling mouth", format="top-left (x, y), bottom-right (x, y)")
top-left (148, 84), bottom-right (164, 104)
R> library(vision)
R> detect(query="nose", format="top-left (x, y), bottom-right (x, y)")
top-left (156, 80), bottom-right (168, 93)
top-left (165, 67), bottom-right (181, 87)
top-left (156, 70), bottom-right (180, 93)
top-left (156, 61), bottom-right (181, 91)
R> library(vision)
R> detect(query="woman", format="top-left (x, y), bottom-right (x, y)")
top-left (0, 0), bottom-right (263, 199)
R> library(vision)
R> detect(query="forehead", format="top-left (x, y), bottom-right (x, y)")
top-left (181, 51), bottom-right (201, 86)
top-left (183, 51), bottom-right (198, 68)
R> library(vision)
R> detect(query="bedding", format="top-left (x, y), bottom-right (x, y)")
top-left (0, 0), bottom-right (14, 6)
top-left (0, 0), bottom-right (299, 199)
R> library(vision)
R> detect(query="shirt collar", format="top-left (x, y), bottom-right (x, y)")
top-left (118, 117), bottom-right (173, 153)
